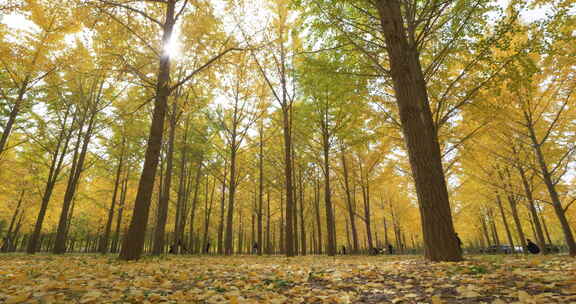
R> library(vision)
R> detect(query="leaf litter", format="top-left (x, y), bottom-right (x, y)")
top-left (0, 255), bottom-right (574, 303)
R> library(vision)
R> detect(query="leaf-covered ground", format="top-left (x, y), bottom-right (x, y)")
top-left (0, 254), bottom-right (574, 304)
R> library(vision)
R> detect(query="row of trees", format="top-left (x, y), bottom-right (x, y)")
top-left (0, 0), bottom-right (574, 261)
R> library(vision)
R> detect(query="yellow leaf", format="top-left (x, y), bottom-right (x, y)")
top-left (431, 295), bottom-right (444, 304)
top-left (5, 293), bottom-right (31, 304)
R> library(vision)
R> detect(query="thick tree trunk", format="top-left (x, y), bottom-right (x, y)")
top-left (374, 0), bottom-right (461, 261)
top-left (119, 0), bottom-right (176, 261)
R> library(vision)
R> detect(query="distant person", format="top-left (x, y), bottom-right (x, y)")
top-left (252, 242), bottom-right (259, 254)
top-left (526, 239), bottom-right (540, 254)
top-left (387, 244), bottom-right (394, 254)
top-left (341, 246), bottom-right (347, 255)
top-left (205, 242), bottom-right (210, 254)
top-left (369, 247), bottom-right (381, 255)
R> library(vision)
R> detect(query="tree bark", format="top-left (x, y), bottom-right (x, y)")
top-left (99, 139), bottom-right (125, 254)
top-left (119, 0), bottom-right (176, 261)
top-left (496, 194), bottom-right (515, 249)
top-left (341, 153), bottom-right (359, 253)
top-left (517, 166), bottom-right (546, 251)
top-left (28, 105), bottom-right (74, 254)
top-left (373, 0), bottom-right (461, 261)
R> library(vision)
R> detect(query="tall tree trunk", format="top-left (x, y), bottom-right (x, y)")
top-left (359, 165), bottom-right (373, 250)
top-left (313, 174), bottom-right (322, 254)
top-left (373, 0), bottom-right (461, 261)
top-left (517, 166), bottom-right (546, 252)
top-left (189, 160), bottom-right (203, 253)
top-left (299, 176), bottom-right (306, 255)
top-left (100, 140), bottom-right (125, 254)
top-left (224, 133), bottom-right (238, 255)
top-left (1, 190), bottom-right (24, 252)
top-left (112, 167), bottom-right (129, 253)
top-left (0, 79), bottom-right (29, 155)
top-left (496, 194), bottom-right (515, 249)
top-left (27, 106), bottom-right (74, 254)
top-left (341, 153), bottom-right (359, 253)
top-left (257, 123), bottom-right (264, 255)
top-left (153, 104), bottom-right (177, 255)
top-left (266, 190), bottom-right (271, 254)
top-left (54, 108), bottom-right (96, 254)
top-left (119, 0), bottom-right (176, 261)
top-left (281, 106), bottom-right (295, 257)
top-left (530, 138), bottom-right (576, 256)
top-left (322, 133), bottom-right (336, 256)
top-left (217, 164), bottom-right (227, 255)
top-left (202, 176), bottom-right (216, 253)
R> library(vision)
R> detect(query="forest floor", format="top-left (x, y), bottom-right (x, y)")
top-left (0, 254), bottom-right (574, 304)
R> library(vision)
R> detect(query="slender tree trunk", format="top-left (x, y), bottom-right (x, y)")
top-left (313, 174), bottom-right (322, 254)
top-left (189, 160), bottom-right (203, 253)
top-left (153, 104), bottom-right (177, 255)
top-left (281, 106), bottom-right (295, 257)
top-left (374, 0), bottom-right (461, 261)
top-left (266, 190), bottom-right (271, 254)
top-left (202, 176), bottom-right (216, 253)
top-left (27, 106), bottom-right (74, 254)
top-left (360, 167), bottom-right (373, 250)
top-left (1, 190), bottom-right (24, 252)
top-left (100, 140), bottom-right (125, 254)
top-left (218, 165), bottom-right (227, 255)
top-left (119, 0), bottom-right (177, 260)
top-left (322, 133), bottom-right (336, 256)
top-left (530, 139), bottom-right (576, 256)
top-left (54, 108), bottom-right (97, 254)
top-left (517, 166), bottom-right (546, 251)
top-left (496, 194), bottom-right (515, 249)
top-left (299, 177), bottom-right (306, 255)
top-left (112, 167), bottom-right (129, 253)
top-left (224, 143), bottom-right (238, 255)
top-left (257, 124), bottom-right (264, 255)
top-left (341, 153), bottom-right (359, 253)
top-left (0, 80), bottom-right (29, 155)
